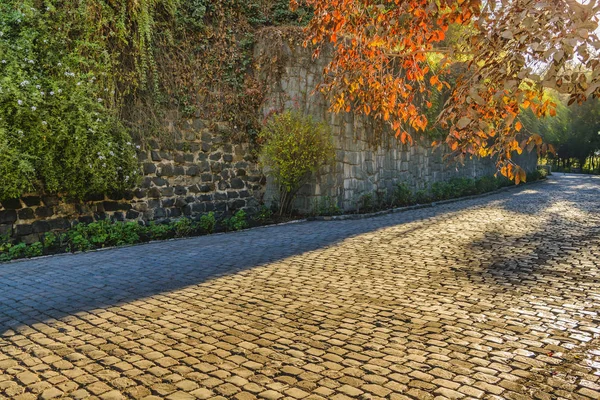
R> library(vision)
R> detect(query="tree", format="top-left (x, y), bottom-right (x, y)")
top-left (291, 0), bottom-right (600, 182)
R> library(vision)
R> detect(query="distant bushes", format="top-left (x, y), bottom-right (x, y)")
top-left (311, 169), bottom-right (548, 216)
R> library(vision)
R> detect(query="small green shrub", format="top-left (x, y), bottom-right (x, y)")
top-left (109, 222), bottom-right (143, 245)
top-left (311, 196), bottom-right (342, 216)
top-left (25, 242), bottom-right (43, 258)
top-left (225, 210), bottom-right (248, 231)
top-left (254, 206), bottom-right (274, 222)
top-left (414, 190), bottom-right (431, 204)
top-left (392, 183), bottom-right (413, 206)
top-left (476, 176), bottom-right (498, 193)
top-left (173, 218), bottom-right (195, 238)
top-left (198, 212), bottom-right (216, 234)
top-left (147, 222), bottom-right (173, 240)
top-left (259, 111), bottom-right (335, 216)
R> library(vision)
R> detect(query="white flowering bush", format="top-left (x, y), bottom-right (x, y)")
top-left (0, 1), bottom-right (140, 200)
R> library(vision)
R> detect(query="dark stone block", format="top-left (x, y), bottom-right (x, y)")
top-left (159, 151), bottom-right (173, 161)
top-left (17, 208), bottom-right (35, 220)
top-left (201, 132), bottom-right (212, 142)
top-left (197, 153), bottom-right (208, 161)
top-left (202, 142), bottom-right (211, 153)
top-left (175, 198), bottom-right (187, 208)
top-left (236, 169), bottom-right (247, 176)
top-left (32, 221), bottom-right (50, 233)
top-left (141, 177), bottom-right (153, 188)
top-left (175, 186), bottom-right (187, 196)
top-left (78, 216), bottom-right (94, 224)
top-left (49, 218), bottom-right (70, 230)
top-left (137, 151), bottom-right (148, 161)
top-left (193, 119), bottom-right (205, 130)
top-left (152, 177), bottom-right (168, 187)
top-left (192, 203), bottom-right (204, 213)
top-left (230, 177), bottom-right (245, 189)
top-left (210, 163), bottom-right (222, 174)
top-left (126, 210), bottom-right (140, 219)
top-left (169, 208), bottom-right (182, 218)
top-left (223, 154), bottom-right (233, 163)
top-left (158, 164), bottom-right (174, 177)
top-left (174, 153), bottom-right (185, 164)
top-left (187, 165), bottom-right (200, 176)
top-left (103, 202), bottom-right (119, 211)
top-left (215, 202), bottom-right (227, 212)
top-left (205, 203), bottom-right (216, 212)
top-left (199, 194), bottom-right (213, 202)
top-left (2, 198), bottom-right (22, 209)
top-left (161, 187), bottom-right (174, 197)
top-left (134, 189), bottom-right (147, 199)
top-left (22, 196), bottom-right (41, 207)
top-left (183, 205), bottom-right (193, 216)
top-left (34, 207), bottom-right (54, 218)
top-left (188, 184), bottom-right (201, 193)
top-left (148, 188), bottom-right (161, 198)
top-left (231, 199), bottom-right (246, 210)
top-left (154, 208), bottom-right (166, 218)
top-left (42, 195), bottom-right (60, 207)
top-left (0, 224), bottom-right (12, 236)
top-left (0, 210), bottom-right (17, 224)
top-left (174, 165), bottom-right (185, 176)
top-left (227, 191), bottom-right (240, 199)
top-left (162, 198), bottom-right (175, 207)
top-left (148, 199), bottom-right (161, 209)
top-left (239, 190), bottom-right (250, 198)
top-left (185, 196), bottom-right (196, 203)
top-left (201, 173), bottom-right (213, 182)
top-left (200, 185), bottom-right (212, 193)
top-left (184, 153), bottom-right (195, 162)
top-left (151, 150), bottom-right (162, 161)
top-left (15, 224), bottom-right (33, 236)
top-left (123, 191), bottom-right (134, 201)
top-left (214, 192), bottom-right (228, 201)
top-left (143, 163), bottom-right (157, 174)
top-left (209, 152), bottom-right (222, 161)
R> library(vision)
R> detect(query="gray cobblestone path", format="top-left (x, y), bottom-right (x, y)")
top-left (1, 174), bottom-right (599, 400)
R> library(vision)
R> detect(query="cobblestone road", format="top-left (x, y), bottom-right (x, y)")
top-left (1, 174), bottom-right (599, 400)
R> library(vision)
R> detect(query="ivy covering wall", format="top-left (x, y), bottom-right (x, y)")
top-left (0, 0), bottom-right (310, 202)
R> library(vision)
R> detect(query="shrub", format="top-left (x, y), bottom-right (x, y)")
top-left (0, 1), bottom-right (142, 201)
top-left (392, 183), bottom-right (412, 206)
top-left (147, 222), bottom-right (173, 240)
top-left (198, 212), bottom-right (216, 234)
top-left (311, 196), bottom-right (342, 216)
top-left (224, 210), bottom-right (248, 231)
top-left (259, 111), bottom-right (335, 215)
top-left (173, 218), bottom-right (195, 238)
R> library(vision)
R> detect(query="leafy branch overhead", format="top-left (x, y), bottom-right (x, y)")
top-left (292, 0), bottom-right (600, 182)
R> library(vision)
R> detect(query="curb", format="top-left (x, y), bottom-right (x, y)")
top-left (307, 178), bottom-right (548, 221)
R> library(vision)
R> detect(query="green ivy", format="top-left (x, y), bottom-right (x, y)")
top-left (0, 0), bottom-right (152, 201)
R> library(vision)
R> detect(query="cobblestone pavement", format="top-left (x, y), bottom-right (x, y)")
top-left (1, 174), bottom-right (599, 400)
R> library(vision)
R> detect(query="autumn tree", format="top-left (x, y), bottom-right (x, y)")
top-left (291, 0), bottom-right (600, 182)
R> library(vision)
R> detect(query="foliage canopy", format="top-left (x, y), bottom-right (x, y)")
top-left (292, 0), bottom-right (600, 182)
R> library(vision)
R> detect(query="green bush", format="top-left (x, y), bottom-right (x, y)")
top-left (173, 218), bottom-right (196, 238)
top-left (259, 111), bottom-right (335, 215)
top-left (198, 212), bottom-right (216, 234)
top-left (392, 183), bottom-right (412, 206)
top-left (224, 210), bottom-right (248, 231)
top-left (0, 1), bottom-right (145, 201)
top-left (147, 222), bottom-right (174, 241)
top-left (311, 196), bottom-right (342, 216)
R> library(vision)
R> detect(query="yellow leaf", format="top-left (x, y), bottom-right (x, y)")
top-left (515, 121), bottom-right (522, 132)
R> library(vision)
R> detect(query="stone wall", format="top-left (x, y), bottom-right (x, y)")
top-left (258, 36), bottom-right (538, 212)
top-left (0, 114), bottom-right (265, 243)
top-left (1, 30), bottom-right (538, 241)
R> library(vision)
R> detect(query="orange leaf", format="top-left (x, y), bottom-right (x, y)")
top-left (515, 121), bottom-right (522, 132)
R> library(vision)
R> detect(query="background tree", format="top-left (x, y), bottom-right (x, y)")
top-left (291, 0), bottom-right (600, 182)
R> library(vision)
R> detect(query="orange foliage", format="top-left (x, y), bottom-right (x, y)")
top-left (291, 0), bottom-right (600, 181)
